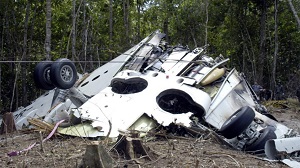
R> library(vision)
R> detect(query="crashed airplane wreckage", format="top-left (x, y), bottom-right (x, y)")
top-left (8, 30), bottom-right (300, 166)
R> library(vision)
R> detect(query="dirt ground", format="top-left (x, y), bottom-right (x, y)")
top-left (0, 99), bottom-right (300, 168)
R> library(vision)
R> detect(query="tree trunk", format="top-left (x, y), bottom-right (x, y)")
top-left (0, 13), bottom-right (3, 106)
top-left (83, 0), bottom-right (87, 72)
top-left (205, 0), bottom-right (209, 46)
top-left (45, 0), bottom-right (52, 60)
top-left (238, 3), bottom-right (258, 82)
top-left (28, 4), bottom-right (37, 58)
top-left (109, 0), bottom-right (113, 60)
top-left (163, 19), bottom-right (169, 42)
top-left (88, 19), bottom-right (93, 71)
top-left (123, 0), bottom-right (130, 46)
top-left (257, 0), bottom-right (267, 84)
top-left (68, 0), bottom-right (84, 72)
top-left (272, 0), bottom-right (279, 96)
top-left (287, 0), bottom-right (300, 29)
top-left (9, 6), bottom-right (19, 111)
top-left (162, 2), bottom-right (169, 43)
top-left (136, 0), bottom-right (141, 41)
top-left (21, 2), bottom-right (31, 106)
top-left (0, 112), bottom-right (16, 134)
top-left (71, 0), bottom-right (76, 61)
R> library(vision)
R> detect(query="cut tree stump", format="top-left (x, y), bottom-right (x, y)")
top-left (81, 141), bottom-right (115, 168)
top-left (0, 112), bottom-right (16, 134)
top-left (111, 130), bottom-right (156, 161)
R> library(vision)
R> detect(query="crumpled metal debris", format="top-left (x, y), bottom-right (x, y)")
top-left (10, 30), bottom-right (300, 167)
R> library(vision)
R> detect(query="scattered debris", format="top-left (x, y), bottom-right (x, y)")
top-left (6, 30), bottom-right (300, 167)
top-left (28, 118), bottom-right (55, 133)
top-left (7, 120), bottom-right (64, 157)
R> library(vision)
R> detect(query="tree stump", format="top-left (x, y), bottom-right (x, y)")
top-left (81, 141), bottom-right (115, 168)
top-left (0, 112), bottom-right (16, 134)
top-left (112, 130), bottom-right (154, 161)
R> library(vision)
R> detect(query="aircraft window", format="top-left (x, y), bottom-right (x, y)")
top-left (92, 75), bottom-right (100, 81)
top-left (80, 81), bottom-right (89, 87)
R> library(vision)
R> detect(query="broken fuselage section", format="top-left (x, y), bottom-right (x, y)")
top-left (12, 31), bottom-right (300, 164)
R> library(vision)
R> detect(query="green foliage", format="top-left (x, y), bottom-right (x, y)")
top-left (0, 0), bottom-right (300, 111)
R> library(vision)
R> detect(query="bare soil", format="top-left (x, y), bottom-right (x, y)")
top-left (1, 99), bottom-right (300, 168)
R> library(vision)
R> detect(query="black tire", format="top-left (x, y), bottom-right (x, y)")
top-left (156, 89), bottom-right (205, 118)
top-left (50, 58), bottom-right (77, 89)
top-left (33, 61), bottom-right (55, 90)
top-left (219, 106), bottom-right (255, 139)
top-left (244, 127), bottom-right (276, 153)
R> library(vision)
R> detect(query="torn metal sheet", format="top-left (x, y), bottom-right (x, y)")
top-left (127, 113), bottom-right (159, 137)
top-left (77, 30), bottom-right (164, 97)
top-left (265, 137), bottom-right (300, 160)
top-left (13, 90), bottom-right (55, 130)
top-left (57, 123), bottom-right (105, 137)
top-left (281, 159), bottom-right (300, 168)
top-left (44, 99), bottom-right (73, 124)
top-left (75, 70), bottom-right (211, 137)
top-left (161, 50), bottom-right (189, 74)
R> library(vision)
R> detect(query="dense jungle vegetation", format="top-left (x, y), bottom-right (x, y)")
top-left (0, 0), bottom-right (300, 112)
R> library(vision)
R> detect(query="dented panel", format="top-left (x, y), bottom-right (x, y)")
top-left (265, 137), bottom-right (300, 160)
top-left (205, 69), bottom-right (256, 129)
top-left (76, 70), bottom-right (211, 137)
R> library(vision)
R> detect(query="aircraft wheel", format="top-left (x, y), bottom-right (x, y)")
top-left (33, 61), bottom-right (55, 90)
top-left (244, 127), bottom-right (276, 153)
top-left (50, 58), bottom-right (77, 89)
top-left (219, 106), bottom-right (255, 139)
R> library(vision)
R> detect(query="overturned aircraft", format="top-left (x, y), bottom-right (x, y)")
top-left (8, 30), bottom-right (300, 167)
